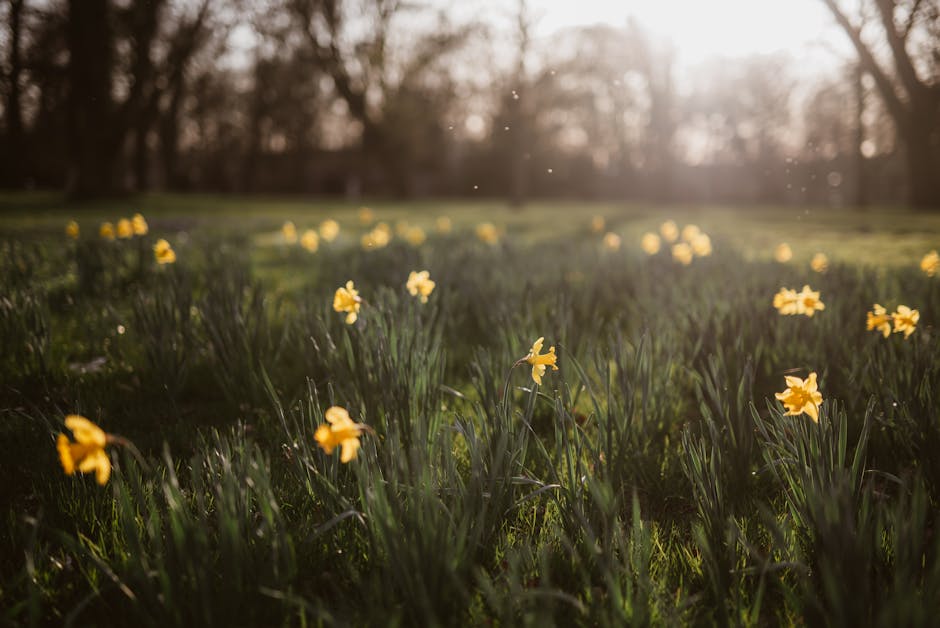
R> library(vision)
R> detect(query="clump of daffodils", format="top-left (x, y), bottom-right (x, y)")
top-left (773, 285), bottom-right (824, 317)
top-left (406, 270), bottom-right (435, 303)
top-left (57, 415), bottom-right (121, 485)
top-left (672, 242), bottom-right (693, 265)
top-left (775, 372), bottom-right (823, 422)
top-left (333, 281), bottom-right (362, 324)
top-left (117, 218), bottom-right (134, 239)
top-left (66, 220), bottom-right (80, 239)
top-left (100, 222), bottom-right (116, 241)
top-left (361, 223), bottom-right (392, 249)
top-left (315, 406), bottom-right (369, 463)
top-left (154, 238), bottom-right (176, 264)
top-left (132, 213), bottom-right (148, 236)
top-left (774, 243), bottom-right (793, 263)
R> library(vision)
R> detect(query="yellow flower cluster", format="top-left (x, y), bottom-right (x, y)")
top-left (315, 406), bottom-right (367, 463)
top-left (333, 280), bottom-right (362, 324)
top-left (406, 270), bottom-right (435, 303)
top-left (476, 222), bottom-right (499, 245)
top-left (810, 252), bottom-right (829, 273)
top-left (922, 250), bottom-right (939, 277)
top-left (154, 238), bottom-right (177, 265)
top-left (868, 304), bottom-right (919, 339)
top-left (280, 218), bottom-right (342, 252)
top-left (362, 222), bottom-right (392, 249)
top-left (95, 213), bottom-right (148, 241)
top-left (774, 243), bottom-right (793, 263)
top-left (638, 221), bottom-right (713, 264)
top-left (773, 285), bottom-right (825, 317)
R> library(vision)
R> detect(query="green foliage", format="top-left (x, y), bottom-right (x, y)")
top-left (2, 203), bottom-right (939, 626)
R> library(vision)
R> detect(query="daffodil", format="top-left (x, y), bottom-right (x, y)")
top-left (57, 415), bottom-right (113, 485)
top-left (282, 221), bottom-right (297, 244)
top-left (301, 229), bottom-right (320, 252)
top-left (775, 372), bottom-right (823, 422)
top-left (591, 215), bottom-right (605, 233)
top-left (773, 287), bottom-right (800, 315)
top-left (436, 216), bottom-right (452, 233)
top-left (359, 207), bottom-right (375, 225)
top-left (640, 232), bottom-right (660, 255)
top-left (406, 270), bottom-right (435, 303)
top-left (811, 252), bottom-right (828, 273)
top-left (774, 243), bottom-right (792, 263)
top-left (921, 250), bottom-right (939, 277)
top-left (866, 303), bottom-right (891, 338)
top-left (100, 222), bottom-right (115, 241)
top-left (333, 280), bottom-right (362, 324)
top-left (660, 220), bottom-right (678, 242)
top-left (672, 242), bottom-right (693, 265)
top-left (319, 219), bottom-right (340, 242)
top-left (66, 220), bottom-right (80, 239)
top-left (405, 226), bottom-right (427, 246)
top-left (796, 285), bottom-right (825, 317)
top-left (361, 224), bottom-right (391, 249)
top-left (476, 222), bottom-right (499, 244)
top-left (892, 305), bottom-right (919, 339)
top-left (681, 224), bottom-right (701, 242)
top-left (117, 218), bottom-right (133, 239)
top-left (315, 406), bottom-right (366, 463)
top-left (132, 213), bottom-right (148, 236)
top-left (524, 336), bottom-right (558, 385)
top-left (691, 233), bottom-right (712, 257)
top-left (603, 232), bottom-right (622, 251)
top-left (154, 238), bottom-right (176, 264)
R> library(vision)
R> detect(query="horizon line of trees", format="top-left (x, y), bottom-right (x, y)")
top-left (1, 0), bottom-right (938, 208)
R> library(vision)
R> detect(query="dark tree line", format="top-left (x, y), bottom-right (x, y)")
top-left (1, 0), bottom-right (938, 207)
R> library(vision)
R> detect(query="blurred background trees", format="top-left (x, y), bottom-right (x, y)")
top-left (0, 0), bottom-right (937, 207)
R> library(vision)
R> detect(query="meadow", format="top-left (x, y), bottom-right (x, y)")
top-left (2, 194), bottom-right (940, 626)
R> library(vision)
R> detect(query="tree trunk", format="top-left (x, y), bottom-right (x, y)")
top-left (903, 110), bottom-right (940, 209)
top-left (66, 0), bottom-right (114, 200)
top-left (4, 0), bottom-right (26, 187)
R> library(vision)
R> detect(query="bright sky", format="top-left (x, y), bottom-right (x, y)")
top-left (469, 0), bottom-right (849, 70)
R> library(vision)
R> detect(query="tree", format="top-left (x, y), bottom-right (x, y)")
top-left (821, 0), bottom-right (940, 208)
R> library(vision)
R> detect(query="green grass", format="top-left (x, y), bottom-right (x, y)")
top-left (1, 193), bottom-right (939, 626)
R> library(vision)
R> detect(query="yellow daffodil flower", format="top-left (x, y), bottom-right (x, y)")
top-left (660, 220), bottom-right (678, 243)
top-left (921, 250), bottom-right (939, 277)
top-left (100, 222), bottom-right (116, 240)
top-left (691, 233), bottom-right (712, 257)
top-left (603, 232), bottom-right (622, 251)
top-left (359, 207), bottom-right (375, 225)
top-left (436, 216), bottom-right (452, 233)
top-left (681, 224), bottom-right (701, 242)
top-left (66, 220), bottom-right (80, 239)
top-left (590, 215), bottom-right (605, 233)
top-left (301, 229), bottom-right (320, 253)
top-left (405, 226), bottom-right (427, 247)
top-left (333, 280), bottom-right (362, 324)
top-left (319, 219), bottom-right (340, 242)
top-left (892, 305), bottom-right (919, 339)
top-left (775, 372), bottom-right (823, 422)
top-left (476, 222), bottom-right (499, 244)
top-left (524, 336), bottom-right (559, 385)
top-left (672, 242), bottom-right (693, 265)
top-left (116, 218), bottom-right (133, 239)
top-left (866, 304), bottom-right (891, 338)
top-left (315, 406), bottom-right (366, 463)
top-left (154, 238), bottom-right (176, 264)
top-left (406, 270), bottom-right (435, 303)
top-left (640, 232), bottom-right (660, 255)
top-left (282, 221), bottom-right (297, 244)
top-left (773, 287), bottom-right (800, 315)
top-left (774, 243), bottom-right (793, 263)
top-left (361, 224), bottom-right (391, 249)
top-left (132, 213), bottom-right (148, 236)
top-left (796, 285), bottom-right (825, 317)
top-left (57, 415), bottom-right (112, 485)
top-left (811, 252), bottom-right (828, 273)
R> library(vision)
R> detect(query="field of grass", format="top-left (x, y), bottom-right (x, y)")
top-left (2, 194), bottom-right (940, 626)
